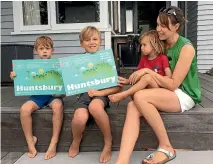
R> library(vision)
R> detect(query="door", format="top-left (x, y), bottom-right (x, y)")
top-left (118, 1), bottom-right (166, 68)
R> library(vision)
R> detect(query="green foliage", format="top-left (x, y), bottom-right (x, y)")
top-left (82, 62), bottom-right (114, 78)
top-left (32, 70), bottom-right (63, 84)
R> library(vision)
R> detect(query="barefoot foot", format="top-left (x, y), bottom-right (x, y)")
top-left (99, 143), bottom-right (112, 163)
top-left (68, 136), bottom-right (82, 158)
top-left (108, 92), bottom-right (128, 102)
top-left (27, 136), bottom-right (37, 158)
top-left (45, 141), bottom-right (57, 160)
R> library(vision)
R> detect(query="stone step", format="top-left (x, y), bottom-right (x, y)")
top-left (1, 106), bottom-right (213, 152)
top-left (13, 151), bottom-right (213, 164)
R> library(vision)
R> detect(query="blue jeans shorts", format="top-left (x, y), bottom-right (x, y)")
top-left (28, 95), bottom-right (63, 109)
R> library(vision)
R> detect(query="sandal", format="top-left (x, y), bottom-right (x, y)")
top-left (142, 147), bottom-right (176, 164)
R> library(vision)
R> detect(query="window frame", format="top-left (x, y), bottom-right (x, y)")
top-left (12, 1), bottom-right (109, 34)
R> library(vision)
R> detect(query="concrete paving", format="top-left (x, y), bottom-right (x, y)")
top-left (13, 151), bottom-right (213, 164)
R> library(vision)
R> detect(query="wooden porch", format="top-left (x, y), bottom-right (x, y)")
top-left (1, 73), bottom-right (213, 152)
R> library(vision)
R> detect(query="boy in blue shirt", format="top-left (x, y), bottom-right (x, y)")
top-left (10, 36), bottom-right (64, 160)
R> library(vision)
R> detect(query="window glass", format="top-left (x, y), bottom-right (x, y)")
top-left (22, 1), bottom-right (48, 26)
top-left (55, 1), bottom-right (100, 24)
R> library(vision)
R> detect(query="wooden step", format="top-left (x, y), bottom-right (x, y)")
top-left (1, 105), bottom-right (213, 152)
top-left (1, 74), bottom-right (213, 153)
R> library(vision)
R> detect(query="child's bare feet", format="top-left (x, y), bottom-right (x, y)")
top-left (45, 141), bottom-right (57, 160)
top-left (68, 136), bottom-right (82, 158)
top-left (99, 142), bottom-right (112, 163)
top-left (109, 92), bottom-right (128, 102)
top-left (27, 136), bottom-right (37, 158)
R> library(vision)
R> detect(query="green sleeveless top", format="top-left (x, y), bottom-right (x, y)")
top-left (166, 36), bottom-right (201, 104)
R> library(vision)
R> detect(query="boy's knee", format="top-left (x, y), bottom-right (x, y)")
top-left (88, 104), bottom-right (96, 114)
top-left (88, 102), bottom-right (104, 114)
top-left (72, 108), bottom-right (89, 125)
top-left (20, 104), bottom-right (33, 116)
top-left (52, 102), bottom-right (63, 114)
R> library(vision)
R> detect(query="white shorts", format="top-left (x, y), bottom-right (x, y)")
top-left (174, 88), bottom-right (195, 113)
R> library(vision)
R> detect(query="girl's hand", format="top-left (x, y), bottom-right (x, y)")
top-left (10, 71), bottom-right (16, 80)
top-left (88, 89), bottom-right (101, 97)
top-left (129, 68), bottom-right (149, 85)
top-left (118, 76), bottom-right (130, 86)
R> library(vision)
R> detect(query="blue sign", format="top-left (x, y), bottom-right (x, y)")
top-left (59, 49), bottom-right (118, 96)
top-left (13, 59), bottom-right (65, 96)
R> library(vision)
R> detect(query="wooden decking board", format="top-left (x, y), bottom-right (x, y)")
top-left (2, 131), bottom-right (213, 151)
top-left (198, 74), bottom-right (213, 108)
top-left (198, 73), bottom-right (213, 83)
top-left (200, 80), bottom-right (213, 93)
top-left (199, 96), bottom-right (213, 108)
top-left (201, 88), bottom-right (213, 102)
top-left (200, 77), bottom-right (213, 87)
top-left (2, 114), bottom-right (213, 133)
top-left (195, 104), bottom-right (203, 108)
top-left (2, 106), bottom-right (213, 114)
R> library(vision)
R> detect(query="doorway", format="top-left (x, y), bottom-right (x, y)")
top-left (120, 1), bottom-right (166, 34)
top-left (115, 1), bottom-right (166, 70)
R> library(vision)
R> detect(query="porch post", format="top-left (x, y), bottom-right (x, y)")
top-left (105, 31), bottom-right (112, 49)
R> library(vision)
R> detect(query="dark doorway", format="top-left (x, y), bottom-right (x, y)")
top-left (120, 1), bottom-right (166, 35)
top-left (117, 1), bottom-right (166, 69)
top-left (137, 1), bottom-right (166, 34)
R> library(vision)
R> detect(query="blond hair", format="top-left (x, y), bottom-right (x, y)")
top-left (34, 36), bottom-right (53, 50)
top-left (79, 26), bottom-right (101, 42)
top-left (139, 30), bottom-right (165, 54)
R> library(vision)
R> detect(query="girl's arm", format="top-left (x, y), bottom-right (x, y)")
top-left (164, 67), bottom-right (172, 78)
top-left (147, 44), bottom-right (195, 91)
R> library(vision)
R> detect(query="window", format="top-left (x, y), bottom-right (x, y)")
top-left (108, 1), bottom-right (120, 33)
top-left (22, 1), bottom-right (48, 26)
top-left (13, 1), bottom-right (109, 34)
top-left (55, 1), bottom-right (100, 24)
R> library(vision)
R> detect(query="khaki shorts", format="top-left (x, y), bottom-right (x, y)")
top-left (174, 88), bottom-right (195, 113)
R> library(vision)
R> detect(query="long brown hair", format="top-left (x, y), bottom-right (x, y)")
top-left (158, 6), bottom-right (187, 32)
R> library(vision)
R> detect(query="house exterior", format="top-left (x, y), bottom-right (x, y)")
top-left (1, 1), bottom-right (213, 74)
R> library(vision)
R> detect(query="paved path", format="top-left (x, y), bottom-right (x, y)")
top-left (2, 151), bottom-right (212, 164)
